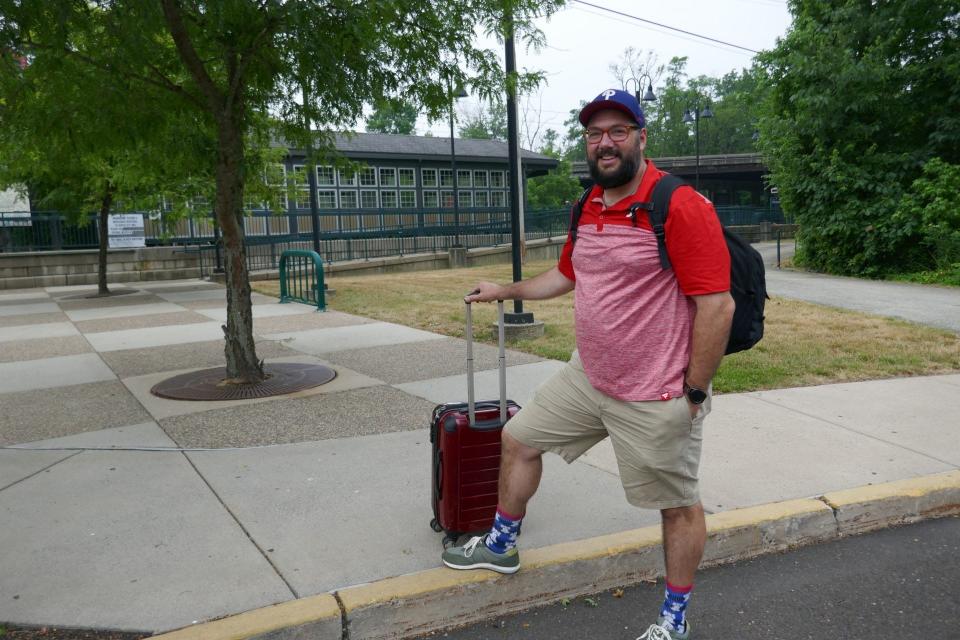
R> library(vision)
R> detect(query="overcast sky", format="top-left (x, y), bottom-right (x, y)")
top-left (411, 0), bottom-right (794, 143)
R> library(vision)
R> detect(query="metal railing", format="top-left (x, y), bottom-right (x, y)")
top-left (3, 206), bottom-right (791, 277)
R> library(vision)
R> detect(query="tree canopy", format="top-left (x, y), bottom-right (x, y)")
top-left (459, 100), bottom-right (508, 140)
top-left (366, 98), bottom-right (419, 135)
top-left (1, 0), bottom-right (562, 382)
top-left (758, 0), bottom-right (960, 277)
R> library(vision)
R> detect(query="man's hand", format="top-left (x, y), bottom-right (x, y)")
top-left (464, 281), bottom-right (508, 303)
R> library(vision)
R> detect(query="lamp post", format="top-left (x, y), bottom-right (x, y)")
top-left (682, 101), bottom-right (713, 191)
top-left (623, 73), bottom-right (658, 104)
top-left (449, 83), bottom-right (468, 247)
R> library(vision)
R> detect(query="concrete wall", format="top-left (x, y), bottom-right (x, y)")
top-left (0, 247), bottom-right (201, 290)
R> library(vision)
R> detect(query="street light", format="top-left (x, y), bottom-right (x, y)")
top-left (623, 73), bottom-right (657, 104)
top-left (449, 83), bottom-right (468, 246)
top-left (682, 101), bottom-right (713, 191)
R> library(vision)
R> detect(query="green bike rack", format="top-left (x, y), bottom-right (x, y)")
top-left (279, 249), bottom-right (326, 311)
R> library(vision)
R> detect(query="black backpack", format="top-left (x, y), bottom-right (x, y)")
top-left (569, 174), bottom-right (767, 355)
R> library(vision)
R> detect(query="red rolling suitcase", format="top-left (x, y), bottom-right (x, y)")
top-left (429, 300), bottom-right (520, 547)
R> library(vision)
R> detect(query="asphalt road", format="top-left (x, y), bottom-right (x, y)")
top-left (756, 240), bottom-right (960, 334)
top-left (423, 516), bottom-right (960, 640)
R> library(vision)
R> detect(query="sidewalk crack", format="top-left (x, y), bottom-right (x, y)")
top-left (180, 451), bottom-right (300, 599)
top-left (334, 591), bottom-right (349, 640)
top-left (0, 450), bottom-right (84, 492)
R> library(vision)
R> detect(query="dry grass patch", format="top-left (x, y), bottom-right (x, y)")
top-left (253, 259), bottom-right (960, 393)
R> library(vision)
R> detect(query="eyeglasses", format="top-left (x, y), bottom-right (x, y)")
top-left (583, 125), bottom-right (640, 144)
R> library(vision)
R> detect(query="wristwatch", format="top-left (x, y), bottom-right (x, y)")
top-left (684, 382), bottom-right (708, 405)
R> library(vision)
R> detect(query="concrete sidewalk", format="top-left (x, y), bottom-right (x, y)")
top-left (0, 278), bottom-right (958, 638)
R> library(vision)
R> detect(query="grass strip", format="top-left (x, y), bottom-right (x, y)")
top-left (252, 259), bottom-right (959, 394)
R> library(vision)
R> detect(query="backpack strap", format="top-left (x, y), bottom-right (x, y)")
top-left (568, 186), bottom-right (593, 246)
top-left (645, 173), bottom-right (687, 270)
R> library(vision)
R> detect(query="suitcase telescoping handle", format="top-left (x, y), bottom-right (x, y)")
top-left (465, 297), bottom-right (508, 428)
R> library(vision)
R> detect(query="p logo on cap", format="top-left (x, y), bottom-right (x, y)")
top-left (578, 89), bottom-right (645, 129)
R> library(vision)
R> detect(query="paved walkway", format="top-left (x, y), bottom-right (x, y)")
top-left (758, 240), bottom-right (960, 333)
top-left (0, 274), bottom-right (958, 634)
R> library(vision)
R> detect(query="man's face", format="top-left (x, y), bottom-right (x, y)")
top-left (585, 110), bottom-right (646, 189)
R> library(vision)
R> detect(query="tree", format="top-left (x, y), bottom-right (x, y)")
top-left (2, 0), bottom-right (562, 383)
top-left (459, 100), bottom-right (508, 140)
top-left (0, 42), bottom-right (207, 296)
top-left (525, 158), bottom-right (582, 210)
top-left (758, 0), bottom-right (960, 277)
top-left (366, 98), bottom-right (418, 135)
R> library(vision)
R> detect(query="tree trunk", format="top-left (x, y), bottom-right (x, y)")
top-left (97, 187), bottom-right (114, 296)
top-left (216, 115), bottom-right (264, 384)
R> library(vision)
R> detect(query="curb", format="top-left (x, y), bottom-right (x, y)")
top-left (151, 471), bottom-right (960, 640)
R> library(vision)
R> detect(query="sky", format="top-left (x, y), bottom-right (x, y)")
top-left (413, 0), bottom-right (795, 143)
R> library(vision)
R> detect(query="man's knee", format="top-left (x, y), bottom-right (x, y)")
top-left (502, 430), bottom-right (543, 462)
top-left (660, 502), bottom-right (705, 525)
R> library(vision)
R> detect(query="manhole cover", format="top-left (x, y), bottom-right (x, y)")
top-left (150, 362), bottom-right (336, 401)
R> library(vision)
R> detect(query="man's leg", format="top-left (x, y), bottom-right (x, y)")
top-left (497, 431), bottom-right (544, 516)
top-left (441, 431), bottom-right (543, 573)
top-left (661, 502), bottom-right (706, 585)
top-left (655, 502), bottom-right (706, 638)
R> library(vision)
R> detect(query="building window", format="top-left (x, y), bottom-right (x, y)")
top-left (439, 168), bottom-right (454, 187)
top-left (440, 190), bottom-right (454, 207)
top-left (291, 165), bottom-right (309, 186)
top-left (317, 166), bottom-right (335, 186)
top-left (399, 190), bottom-right (416, 208)
top-left (399, 168), bottom-right (416, 187)
top-left (459, 191), bottom-right (473, 207)
top-left (457, 169), bottom-right (472, 188)
top-left (490, 170), bottom-right (505, 188)
top-left (339, 169), bottom-right (356, 186)
top-left (474, 191), bottom-right (489, 207)
top-left (380, 190), bottom-right (398, 208)
top-left (473, 170), bottom-right (488, 187)
top-left (266, 163), bottom-right (286, 185)
top-left (359, 167), bottom-right (377, 186)
top-left (491, 191), bottom-right (506, 207)
top-left (339, 190), bottom-right (358, 208)
top-left (360, 190), bottom-right (378, 208)
top-left (317, 190), bottom-right (336, 208)
top-left (423, 190), bottom-right (439, 208)
top-left (379, 167), bottom-right (397, 187)
top-left (294, 190), bottom-right (311, 209)
top-left (422, 168), bottom-right (438, 187)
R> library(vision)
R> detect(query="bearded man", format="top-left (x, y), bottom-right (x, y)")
top-left (441, 89), bottom-right (735, 640)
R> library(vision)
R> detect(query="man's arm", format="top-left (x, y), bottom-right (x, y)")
top-left (464, 265), bottom-right (575, 303)
top-left (684, 291), bottom-right (735, 409)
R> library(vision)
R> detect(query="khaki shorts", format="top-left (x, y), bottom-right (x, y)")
top-left (505, 353), bottom-right (709, 509)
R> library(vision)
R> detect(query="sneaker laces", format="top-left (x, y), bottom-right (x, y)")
top-left (462, 535), bottom-right (486, 558)
top-left (637, 623), bottom-right (674, 640)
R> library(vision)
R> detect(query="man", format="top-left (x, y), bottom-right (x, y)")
top-left (440, 89), bottom-right (734, 640)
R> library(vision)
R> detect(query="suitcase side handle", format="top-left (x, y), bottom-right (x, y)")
top-left (465, 299), bottom-right (508, 428)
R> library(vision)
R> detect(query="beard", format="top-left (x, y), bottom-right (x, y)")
top-left (587, 143), bottom-right (642, 188)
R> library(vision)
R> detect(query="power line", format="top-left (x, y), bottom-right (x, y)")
top-left (571, 0), bottom-right (760, 54)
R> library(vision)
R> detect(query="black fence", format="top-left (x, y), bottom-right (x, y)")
top-left (2, 205), bottom-right (788, 276)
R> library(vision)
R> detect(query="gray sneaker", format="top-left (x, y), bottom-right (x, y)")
top-left (441, 535), bottom-right (520, 574)
top-left (636, 617), bottom-right (691, 640)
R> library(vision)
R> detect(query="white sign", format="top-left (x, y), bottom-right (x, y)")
top-left (0, 188), bottom-right (31, 227)
top-left (108, 213), bottom-right (146, 248)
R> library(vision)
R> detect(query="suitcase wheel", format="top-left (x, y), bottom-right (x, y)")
top-left (441, 532), bottom-right (461, 549)
top-left (430, 518), bottom-right (443, 533)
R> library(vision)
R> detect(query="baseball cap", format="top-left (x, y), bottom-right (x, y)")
top-left (578, 89), bottom-right (646, 129)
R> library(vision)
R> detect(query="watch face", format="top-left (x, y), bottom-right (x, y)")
top-left (686, 387), bottom-right (707, 404)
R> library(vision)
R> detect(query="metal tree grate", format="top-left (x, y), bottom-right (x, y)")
top-left (150, 362), bottom-right (336, 401)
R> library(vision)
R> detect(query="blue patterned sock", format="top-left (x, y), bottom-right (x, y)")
top-left (659, 582), bottom-right (692, 633)
top-left (484, 508), bottom-right (523, 554)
